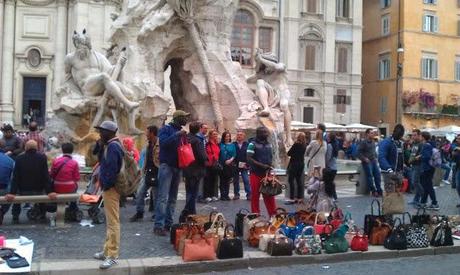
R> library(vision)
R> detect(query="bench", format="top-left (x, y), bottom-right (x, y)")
top-left (0, 193), bottom-right (81, 227)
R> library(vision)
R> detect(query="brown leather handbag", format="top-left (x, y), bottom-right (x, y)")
top-left (248, 221), bottom-right (272, 247)
top-left (369, 219), bottom-right (392, 245)
top-left (296, 210), bottom-right (317, 226)
top-left (182, 234), bottom-right (216, 262)
top-left (177, 224), bottom-right (202, 256)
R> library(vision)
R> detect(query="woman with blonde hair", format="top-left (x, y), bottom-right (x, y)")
top-left (305, 129), bottom-right (327, 177)
top-left (286, 132), bottom-right (307, 204)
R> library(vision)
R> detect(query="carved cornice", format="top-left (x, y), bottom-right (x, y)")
top-left (20, 0), bottom-right (55, 6)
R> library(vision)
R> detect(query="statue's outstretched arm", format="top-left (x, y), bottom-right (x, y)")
top-left (257, 55), bottom-right (286, 72)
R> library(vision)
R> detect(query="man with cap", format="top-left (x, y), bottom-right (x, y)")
top-left (153, 110), bottom-right (189, 236)
top-left (92, 121), bottom-right (124, 269)
top-left (5, 140), bottom-right (56, 224)
top-left (0, 124), bottom-right (23, 160)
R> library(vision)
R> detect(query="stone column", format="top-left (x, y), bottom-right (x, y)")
top-left (0, 0), bottom-right (16, 123)
top-left (53, 0), bottom-right (68, 110)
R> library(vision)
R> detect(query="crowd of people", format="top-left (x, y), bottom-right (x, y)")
top-left (2, 111), bottom-right (460, 269)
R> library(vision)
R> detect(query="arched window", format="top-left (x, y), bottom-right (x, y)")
top-left (231, 10), bottom-right (255, 66)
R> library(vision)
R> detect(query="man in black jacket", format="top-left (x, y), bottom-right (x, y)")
top-left (5, 140), bottom-right (56, 223)
top-left (180, 121), bottom-right (208, 220)
top-left (232, 130), bottom-right (250, 200)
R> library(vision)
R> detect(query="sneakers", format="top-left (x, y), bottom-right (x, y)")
top-left (205, 197), bottom-right (213, 203)
top-left (442, 180), bottom-right (451, 185)
top-left (212, 197), bottom-right (219, 202)
top-left (233, 195), bottom-right (240, 200)
top-left (129, 212), bottom-right (144, 222)
top-left (93, 251), bottom-right (106, 261)
top-left (99, 258), bottom-right (118, 269)
top-left (426, 204), bottom-right (440, 211)
top-left (417, 203), bottom-right (427, 209)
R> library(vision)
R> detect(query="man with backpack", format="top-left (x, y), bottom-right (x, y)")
top-left (92, 121), bottom-right (124, 269)
top-left (419, 131), bottom-right (439, 210)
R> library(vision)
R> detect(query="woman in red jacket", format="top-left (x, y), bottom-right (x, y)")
top-left (204, 130), bottom-right (220, 202)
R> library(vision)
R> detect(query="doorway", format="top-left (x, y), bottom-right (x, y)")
top-left (22, 77), bottom-right (46, 126)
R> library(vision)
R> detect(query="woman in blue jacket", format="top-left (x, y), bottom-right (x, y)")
top-left (419, 131), bottom-right (439, 210)
top-left (219, 131), bottom-right (236, 201)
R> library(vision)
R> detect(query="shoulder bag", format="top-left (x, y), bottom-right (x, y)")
top-left (178, 136), bottom-right (195, 168)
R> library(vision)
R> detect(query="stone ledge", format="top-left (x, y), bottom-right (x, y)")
top-left (30, 245), bottom-right (460, 275)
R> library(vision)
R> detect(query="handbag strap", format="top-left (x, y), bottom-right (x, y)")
top-left (238, 208), bottom-right (250, 215)
top-left (208, 210), bottom-right (218, 222)
top-left (314, 212), bottom-right (327, 225)
top-left (52, 156), bottom-right (72, 180)
top-left (300, 225), bottom-right (315, 237)
top-left (275, 207), bottom-right (287, 216)
top-left (415, 207), bottom-right (427, 217)
top-left (209, 213), bottom-right (225, 229)
top-left (307, 142), bottom-right (323, 167)
top-left (370, 199), bottom-right (381, 216)
top-left (223, 224), bottom-right (236, 239)
top-left (393, 217), bottom-right (402, 229)
top-left (402, 212), bottom-right (412, 225)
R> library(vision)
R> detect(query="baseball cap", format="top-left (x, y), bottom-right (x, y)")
top-left (95, 121), bottom-right (118, 133)
top-left (173, 110), bottom-right (190, 119)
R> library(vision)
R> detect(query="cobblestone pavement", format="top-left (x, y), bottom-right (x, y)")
top-left (199, 254), bottom-right (460, 275)
top-left (0, 180), bottom-right (459, 261)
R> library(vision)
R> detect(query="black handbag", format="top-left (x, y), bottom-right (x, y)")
top-left (217, 225), bottom-right (243, 259)
top-left (5, 253), bottom-right (29, 269)
top-left (384, 218), bottom-right (407, 250)
top-left (259, 171), bottom-right (284, 196)
top-left (221, 163), bottom-right (237, 178)
top-left (364, 199), bottom-right (388, 237)
top-left (0, 248), bottom-right (15, 259)
top-left (412, 208), bottom-right (431, 226)
top-left (267, 231), bottom-right (293, 256)
top-left (430, 220), bottom-right (454, 247)
top-left (144, 167), bottom-right (158, 187)
top-left (235, 208), bottom-right (250, 237)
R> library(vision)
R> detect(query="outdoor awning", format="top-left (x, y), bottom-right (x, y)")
top-left (324, 122), bottom-right (347, 132)
top-left (290, 121), bottom-right (316, 131)
top-left (431, 125), bottom-right (460, 136)
top-left (345, 123), bottom-right (378, 132)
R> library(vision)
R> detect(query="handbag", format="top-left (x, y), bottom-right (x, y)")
top-left (382, 191), bottom-right (405, 215)
top-left (204, 211), bottom-right (219, 231)
top-left (384, 218), bottom-right (407, 250)
top-left (364, 199), bottom-right (388, 237)
top-left (235, 208), bottom-right (250, 237)
top-left (406, 222), bottom-right (429, 249)
top-left (369, 219), bottom-right (392, 245)
top-left (258, 225), bottom-right (277, 252)
top-left (271, 208), bottom-right (288, 228)
top-left (295, 210), bottom-right (316, 226)
top-left (350, 231), bottom-right (369, 252)
top-left (430, 220), bottom-right (454, 247)
top-left (248, 221), bottom-right (272, 247)
top-left (204, 213), bottom-right (227, 251)
top-left (178, 136), bottom-right (195, 169)
top-left (176, 224), bottom-right (201, 255)
top-left (182, 234), bottom-right (216, 262)
top-left (328, 206), bottom-right (344, 229)
top-left (267, 230), bottom-right (294, 256)
top-left (217, 225), bottom-right (243, 259)
top-left (259, 170), bottom-right (284, 196)
top-left (243, 213), bottom-right (262, 240)
top-left (222, 163), bottom-right (237, 179)
top-left (294, 226), bottom-right (322, 255)
top-left (313, 212), bottom-right (333, 235)
top-left (5, 253), bottom-right (29, 269)
top-left (324, 228), bottom-right (349, 254)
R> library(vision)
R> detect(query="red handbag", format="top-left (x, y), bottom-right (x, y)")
top-left (351, 233), bottom-right (369, 251)
top-left (178, 136), bottom-right (195, 168)
top-left (314, 212), bottom-right (333, 235)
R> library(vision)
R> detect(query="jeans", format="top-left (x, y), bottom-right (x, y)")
top-left (411, 165), bottom-right (423, 203)
top-left (102, 187), bottom-right (120, 258)
top-left (362, 160), bottom-right (382, 193)
top-left (441, 163), bottom-right (451, 181)
top-left (420, 168), bottom-right (437, 205)
top-left (219, 173), bottom-right (231, 199)
top-left (184, 176), bottom-right (202, 214)
top-left (154, 163), bottom-right (182, 229)
top-left (288, 162), bottom-right (304, 200)
top-left (233, 169), bottom-right (250, 198)
top-left (135, 176), bottom-right (157, 217)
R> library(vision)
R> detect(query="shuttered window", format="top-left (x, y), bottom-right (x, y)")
top-left (378, 56), bottom-right (391, 80)
top-left (305, 45), bottom-right (316, 70)
top-left (337, 47), bottom-right (348, 73)
top-left (334, 89), bottom-right (349, 113)
top-left (422, 14), bottom-right (438, 33)
top-left (307, 0), bottom-right (317, 13)
top-left (421, 57), bottom-right (438, 79)
top-left (336, 0), bottom-right (350, 18)
top-left (303, 107), bottom-right (314, 123)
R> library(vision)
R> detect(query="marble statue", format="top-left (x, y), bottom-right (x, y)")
top-left (63, 29), bottom-right (141, 134)
top-left (248, 49), bottom-right (293, 146)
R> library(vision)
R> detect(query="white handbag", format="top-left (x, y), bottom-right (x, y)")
top-left (243, 213), bottom-right (262, 241)
top-left (258, 225), bottom-right (277, 252)
top-left (205, 213), bottom-right (226, 238)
